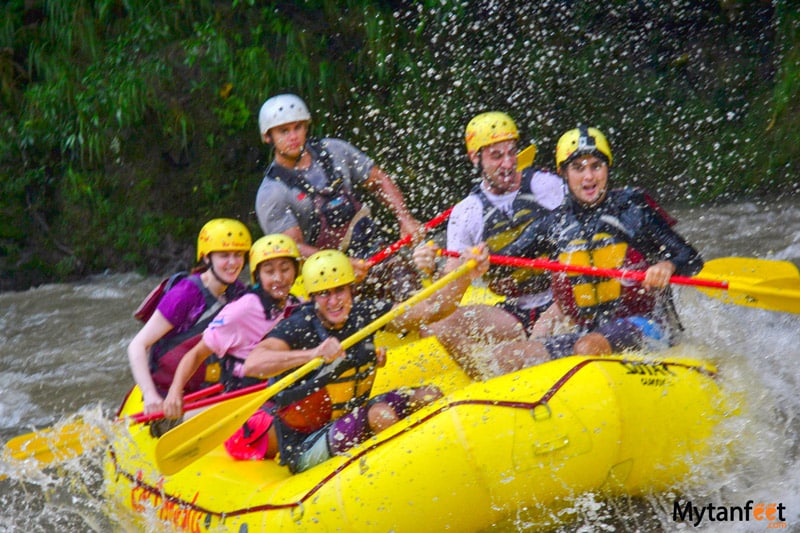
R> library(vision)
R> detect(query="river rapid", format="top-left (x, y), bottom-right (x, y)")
top-left (0, 198), bottom-right (798, 532)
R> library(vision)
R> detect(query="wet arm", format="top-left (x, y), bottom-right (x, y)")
top-left (243, 337), bottom-right (344, 379)
top-left (364, 166), bottom-right (421, 238)
top-left (126, 311), bottom-right (173, 413)
top-left (640, 206), bottom-right (704, 277)
top-left (388, 245), bottom-right (490, 331)
top-left (162, 339), bottom-right (214, 418)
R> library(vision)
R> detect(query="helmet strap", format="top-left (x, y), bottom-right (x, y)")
top-left (203, 256), bottom-right (230, 294)
top-left (275, 143), bottom-right (307, 170)
top-left (291, 145), bottom-right (307, 168)
top-left (475, 149), bottom-right (485, 177)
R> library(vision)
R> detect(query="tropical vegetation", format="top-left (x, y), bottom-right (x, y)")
top-left (1, 0), bottom-right (798, 290)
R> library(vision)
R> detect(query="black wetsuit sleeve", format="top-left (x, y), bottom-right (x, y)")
top-left (634, 197), bottom-right (704, 277)
top-left (495, 212), bottom-right (557, 259)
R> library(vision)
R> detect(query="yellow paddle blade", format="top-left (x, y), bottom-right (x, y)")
top-left (155, 259), bottom-right (478, 476)
top-left (459, 283), bottom-right (505, 306)
top-left (696, 257), bottom-right (800, 314)
top-left (155, 358), bottom-right (322, 476)
top-left (3, 419), bottom-right (106, 467)
top-left (517, 144), bottom-right (537, 171)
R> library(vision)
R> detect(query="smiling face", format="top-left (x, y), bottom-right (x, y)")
top-left (207, 251), bottom-right (247, 284)
top-left (312, 284), bottom-right (353, 329)
top-left (257, 257), bottom-right (298, 305)
top-left (562, 154), bottom-right (609, 207)
top-left (472, 139), bottom-right (521, 195)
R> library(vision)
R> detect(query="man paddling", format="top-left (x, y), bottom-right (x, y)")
top-left (242, 246), bottom-right (489, 473)
top-left (255, 93), bottom-right (422, 300)
top-left (414, 112), bottom-right (564, 377)
top-left (491, 126), bottom-right (704, 372)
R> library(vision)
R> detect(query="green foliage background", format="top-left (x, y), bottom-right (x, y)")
top-left (0, 0), bottom-right (798, 290)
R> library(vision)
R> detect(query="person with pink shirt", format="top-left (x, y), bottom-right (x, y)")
top-left (162, 234), bottom-right (303, 459)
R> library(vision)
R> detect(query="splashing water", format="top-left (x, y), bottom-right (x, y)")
top-left (0, 199), bottom-right (798, 531)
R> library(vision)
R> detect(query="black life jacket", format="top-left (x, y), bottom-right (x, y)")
top-left (271, 314), bottom-right (378, 434)
top-left (549, 189), bottom-right (662, 326)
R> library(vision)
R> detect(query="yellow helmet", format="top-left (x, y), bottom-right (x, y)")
top-left (249, 234), bottom-right (301, 283)
top-left (302, 250), bottom-right (355, 294)
top-left (196, 219), bottom-right (252, 262)
top-left (555, 126), bottom-right (613, 170)
top-left (464, 112), bottom-right (519, 155)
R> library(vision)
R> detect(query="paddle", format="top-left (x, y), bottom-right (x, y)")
top-left (365, 206), bottom-right (453, 268)
top-left (2, 383), bottom-right (225, 470)
top-left (690, 257), bottom-right (800, 314)
top-left (2, 420), bottom-right (106, 470)
top-left (365, 144), bottom-right (532, 272)
top-left (440, 250), bottom-right (800, 314)
top-left (154, 258), bottom-right (479, 476)
top-left (517, 144), bottom-right (537, 171)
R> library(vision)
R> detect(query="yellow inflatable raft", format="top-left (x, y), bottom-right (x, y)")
top-left (103, 331), bottom-right (727, 532)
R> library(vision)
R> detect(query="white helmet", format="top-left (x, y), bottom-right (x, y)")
top-left (258, 94), bottom-right (311, 136)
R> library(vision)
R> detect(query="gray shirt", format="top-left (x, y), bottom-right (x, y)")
top-left (255, 138), bottom-right (374, 238)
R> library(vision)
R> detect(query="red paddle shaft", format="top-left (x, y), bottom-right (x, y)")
top-left (439, 250), bottom-right (728, 290)
top-left (365, 207), bottom-right (454, 268)
top-left (130, 383), bottom-right (225, 423)
top-left (131, 380), bottom-right (282, 424)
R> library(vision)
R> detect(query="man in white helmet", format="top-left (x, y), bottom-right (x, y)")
top-left (255, 94), bottom-right (422, 290)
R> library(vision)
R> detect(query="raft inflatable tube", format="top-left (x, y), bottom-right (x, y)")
top-left (103, 331), bottom-right (727, 532)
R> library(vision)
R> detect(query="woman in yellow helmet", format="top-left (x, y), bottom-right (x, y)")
top-left (242, 246), bottom-right (490, 474)
top-left (127, 219), bottom-right (251, 418)
top-left (161, 234), bottom-right (304, 460)
top-left (492, 126), bottom-right (704, 371)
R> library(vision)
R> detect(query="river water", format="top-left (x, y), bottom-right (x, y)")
top-left (0, 198), bottom-right (798, 532)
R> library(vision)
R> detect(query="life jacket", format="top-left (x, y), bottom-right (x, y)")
top-left (132, 271), bottom-right (190, 323)
top-left (264, 138), bottom-right (365, 251)
top-left (148, 276), bottom-right (230, 395)
top-left (550, 192), bottom-right (660, 327)
top-left (476, 169), bottom-right (552, 295)
top-left (219, 287), bottom-right (301, 391)
top-left (271, 315), bottom-right (378, 434)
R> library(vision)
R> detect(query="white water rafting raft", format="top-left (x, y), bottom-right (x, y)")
top-left (103, 328), bottom-right (728, 532)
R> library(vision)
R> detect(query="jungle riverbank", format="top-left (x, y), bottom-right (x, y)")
top-left (1, 0), bottom-right (798, 291)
